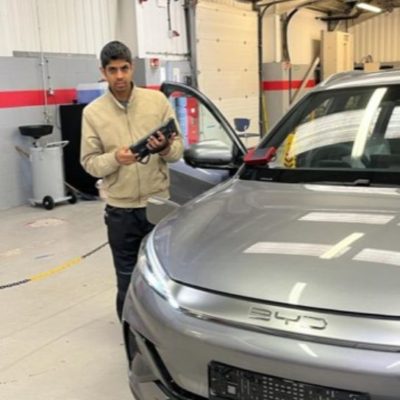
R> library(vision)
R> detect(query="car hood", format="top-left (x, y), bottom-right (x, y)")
top-left (153, 179), bottom-right (400, 316)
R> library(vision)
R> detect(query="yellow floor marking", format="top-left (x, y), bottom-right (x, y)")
top-left (30, 257), bottom-right (83, 282)
top-left (1, 242), bottom-right (108, 290)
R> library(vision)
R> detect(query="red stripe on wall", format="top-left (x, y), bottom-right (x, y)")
top-left (263, 80), bottom-right (315, 91)
top-left (0, 89), bottom-right (77, 108)
top-left (49, 89), bottom-right (77, 104)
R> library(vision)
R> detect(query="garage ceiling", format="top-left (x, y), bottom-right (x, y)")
top-left (309, 0), bottom-right (400, 16)
top-left (257, 0), bottom-right (400, 24)
top-left (306, 0), bottom-right (400, 14)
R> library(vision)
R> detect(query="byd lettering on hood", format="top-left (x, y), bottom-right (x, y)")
top-left (249, 306), bottom-right (328, 330)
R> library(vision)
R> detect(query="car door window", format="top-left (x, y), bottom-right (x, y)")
top-left (161, 82), bottom-right (246, 155)
top-left (173, 94), bottom-right (234, 149)
top-left (160, 82), bottom-right (246, 204)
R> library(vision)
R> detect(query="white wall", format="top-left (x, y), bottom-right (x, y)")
top-left (0, 0), bottom-right (117, 57)
top-left (196, 0), bottom-right (259, 136)
top-left (132, 0), bottom-right (188, 59)
top-left (263, 8), bottom-right (325, 64)
top-left (349, 9), bottom-right (400, 63)
top-left (0, 0), bottom-right (332, 209)
top-left (0, 0), bottom-right (189, 60)
top-left (287, 9), bottom-right (325, 64)
top-left (0, 2), bottom-right (327, 68)
top-left (191, 0), bottom-right (250, 9)
top-left (262, 14), bottom-right (281, 63)
top-left (0, 55), bottom-right (99, 210)
top-left (0, 0), bottom-right (330, 67)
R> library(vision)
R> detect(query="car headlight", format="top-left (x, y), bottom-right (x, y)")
top-left (137, 231), bottom-right (179, 309)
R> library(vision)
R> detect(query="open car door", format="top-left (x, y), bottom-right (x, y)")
top-left (160, 81), bottom-right (247, 204)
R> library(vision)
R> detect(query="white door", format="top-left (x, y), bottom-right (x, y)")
top-left (196, 1), bottom-right (259, 145)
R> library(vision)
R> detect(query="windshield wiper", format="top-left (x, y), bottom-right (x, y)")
top-left (301, 179), bottom-right (371, 186)
top-left (241, 167), bottom-right (400, 187)
top-left (348, 179), bottom-right (370, 186)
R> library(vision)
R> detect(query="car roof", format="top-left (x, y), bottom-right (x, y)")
top-left (316, 69), bottom-right (400, 91)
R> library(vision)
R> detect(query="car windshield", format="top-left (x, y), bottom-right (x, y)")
top-left (241, 84), bottom-right (400, 185)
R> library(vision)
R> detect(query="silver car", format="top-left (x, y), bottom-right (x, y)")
top-left (123, 71), bottom-right (400, 400)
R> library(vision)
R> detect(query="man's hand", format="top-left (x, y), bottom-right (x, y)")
top-left (115, 147), bottom-right (138, 165)
top-left (147, 132), bottom-right (176, 156)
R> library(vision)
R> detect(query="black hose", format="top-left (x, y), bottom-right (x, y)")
top-left (282, 8), bottom-right (298, 63)
top-left (184, 0), bottom-right (198, 88)
top-left (282, 0), bottom-right (324, 104)
top-left (257, 0), bottom-right (294, 136)
top-left (167, 0), bottom-right (172, 32)
top-left (282, 8), bottom-right (298, 104)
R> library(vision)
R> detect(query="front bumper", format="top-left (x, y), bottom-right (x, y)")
top-left (122, 271), bottom-right (400, 400)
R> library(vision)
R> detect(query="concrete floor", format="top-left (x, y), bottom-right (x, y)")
top-left (0, 200), bottom-right (133, 400)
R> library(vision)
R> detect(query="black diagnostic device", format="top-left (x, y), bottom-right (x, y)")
top-left (129, 118), bottom-right (178, 159)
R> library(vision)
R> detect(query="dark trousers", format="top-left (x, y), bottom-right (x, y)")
top-left (104, 205), bottom-right (154, 320)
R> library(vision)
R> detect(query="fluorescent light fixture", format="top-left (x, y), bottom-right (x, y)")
top-left (356, 2), bottom-right (382, 13)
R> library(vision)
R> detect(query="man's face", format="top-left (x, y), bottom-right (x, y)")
top-left (101, 59), bottom-right (134, 99)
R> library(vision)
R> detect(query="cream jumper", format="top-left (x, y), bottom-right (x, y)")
top-left (80, 85), bottom-right (184, 208)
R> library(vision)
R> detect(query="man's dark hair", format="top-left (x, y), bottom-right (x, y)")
top-left (100, 41), bottom-right (132, 68)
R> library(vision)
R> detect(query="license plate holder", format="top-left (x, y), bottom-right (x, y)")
top-left (209, 361), bottom-right (370, 400)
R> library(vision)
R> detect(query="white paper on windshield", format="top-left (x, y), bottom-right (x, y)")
top-left (385, 106), bottom-right (400, 139)
top-left (305, 184), bottom-right (400, 196)
top-left (300, 212), bottom-right (394, 225)
top-left (290, 110), bottom-right (363, 156)
top-left (354, 248), bottom-right (400, 267)
top-left (244, 242), bottom-right (332, 257)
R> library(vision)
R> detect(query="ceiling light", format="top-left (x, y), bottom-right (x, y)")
top-left (356, 2), bottom-right (382, 13)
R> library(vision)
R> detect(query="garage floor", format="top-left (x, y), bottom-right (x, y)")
top-left (0, 200), bottom-right (133, 400)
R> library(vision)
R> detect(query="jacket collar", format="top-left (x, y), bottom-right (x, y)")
top-left (107, 82), bottom-right (136, 110)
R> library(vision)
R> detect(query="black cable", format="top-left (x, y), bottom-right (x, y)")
top-left (184, 0), bottom-right (197, 87)
top-left (282, 0), bottom-right (323, 104)
top-left (0, 279), bottom-right (30, 290)
top-left (282, 8), bottom-right (298, 104)
top-left (256, 0), bottom-right (301, 136)
top-left (0, 242), bottom-right (109, 290)
top-left (282, 8), bottom-right (298, 63)
top-left (167, 0), bottom-right (172, 32)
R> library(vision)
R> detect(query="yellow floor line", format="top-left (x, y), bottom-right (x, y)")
top-left (0, 242), bottom-right (108, 290)
top-left (29, 257), bottom-right (83, 282)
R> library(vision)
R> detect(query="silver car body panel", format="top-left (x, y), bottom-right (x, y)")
top-left (171, 283), bottom-right (400, 352)
top-left (168, 159), bottom-right (230, 204)
top-left (124, 272), bottom-right (400, 399)
top-left (317, 70), bottom-right (400, 91)
top-left (123, 72), bottom-right (400, 400)
top-left (153, 179), bottom-right (400, 317)
top-left (170, 159), bottom-right (229, 186)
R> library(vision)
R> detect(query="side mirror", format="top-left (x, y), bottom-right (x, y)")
top-left (183, 140), bottom-right (234, 169)
top-left (146, 196), bottom-right (180, 225)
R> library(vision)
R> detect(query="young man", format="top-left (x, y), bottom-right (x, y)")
top-left (80, 41), bottom-right (184, 320)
